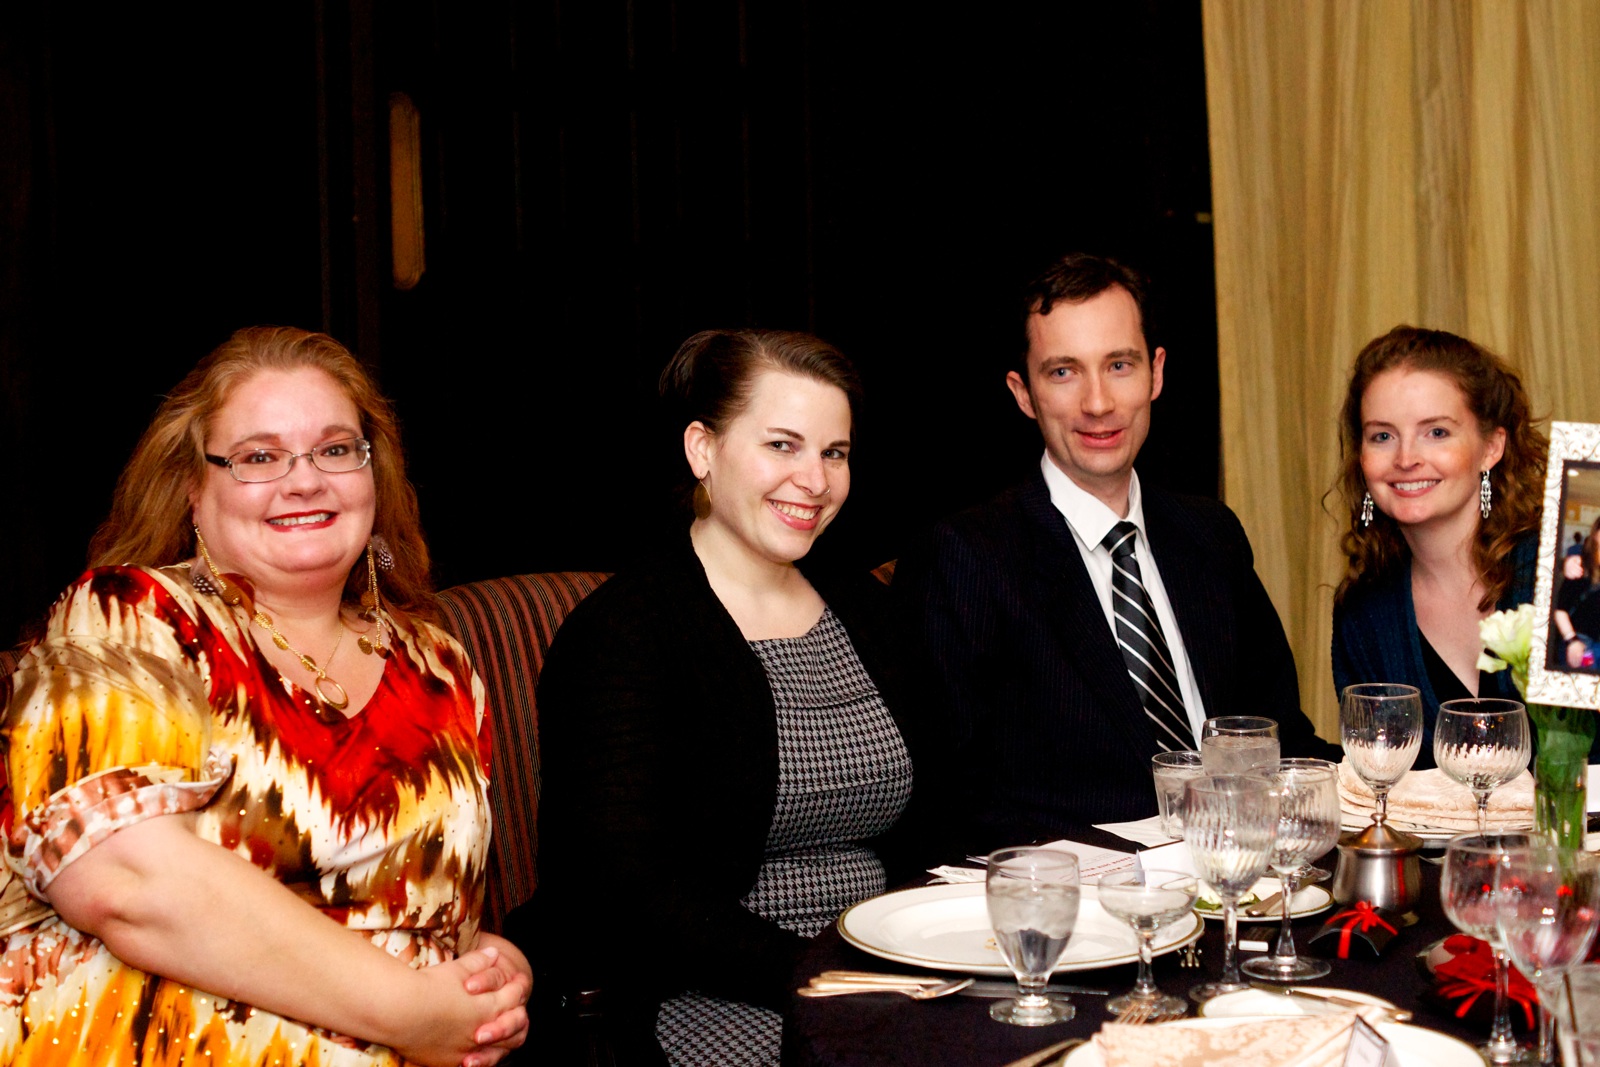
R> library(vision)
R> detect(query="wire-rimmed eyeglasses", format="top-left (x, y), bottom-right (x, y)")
top-left (204, 437), bottom-right (373, 483)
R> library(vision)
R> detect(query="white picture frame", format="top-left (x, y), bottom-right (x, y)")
top-left (1528, 421), bottom-right (1600, 709)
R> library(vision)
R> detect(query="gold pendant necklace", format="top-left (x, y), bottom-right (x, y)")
top-left (192, 527), bottom-right (352, 712)
top-left (252, 609), bottom-right (350, 712)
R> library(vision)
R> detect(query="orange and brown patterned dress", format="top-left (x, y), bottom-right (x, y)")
top-left (0, 565), bottom-right (491, 1066)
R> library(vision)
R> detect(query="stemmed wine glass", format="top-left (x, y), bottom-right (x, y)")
top-left (1097, 869), bottom-right (1199, 1021)
top-left (1340, 683), bottom-right (1423, 835)
top-left (985, 847), bottom-right (1081, 1026)
top-left (1200, 716), bottom-right (1280, 775)
top-left (1242, 759), bottom-right (1341, 982)
top-left (1435, 698), bottom-right (1531, 834)
top-left (1442, 833), bottom-right (1536, 1065)
top-left (1496, 844), bottom-right (1600, 1067)
top-left (1183, 774), bottom-right (1279, 1000)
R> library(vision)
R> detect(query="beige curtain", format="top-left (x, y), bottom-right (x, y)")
top-left (1203, 0), bottom-right (1600, 739)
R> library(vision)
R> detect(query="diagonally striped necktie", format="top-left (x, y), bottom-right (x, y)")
top-left (1101, 521), bottom-right (1192, 752)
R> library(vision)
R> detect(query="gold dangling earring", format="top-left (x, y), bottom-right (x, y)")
top-left (191, 526), bottom-right (249, 607)
top-left (693, 474), bottom-right (712, 520)
top-left (357, 539), bottom-right (392, 657)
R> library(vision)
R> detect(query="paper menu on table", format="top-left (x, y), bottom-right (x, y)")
top-left (1035, 839), bottom-right (1137, 879)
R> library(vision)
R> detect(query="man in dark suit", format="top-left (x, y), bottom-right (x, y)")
top-left (898, 252), bottom-right (1337, 850)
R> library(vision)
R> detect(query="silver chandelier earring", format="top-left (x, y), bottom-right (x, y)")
top-left (1480, 471), bottom-right (1492, 519)
top-left (1360, 492), bottom-right (1374, 528)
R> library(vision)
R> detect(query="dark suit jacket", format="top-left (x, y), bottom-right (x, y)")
top-left (896, 470), bottom-right (1338, 850)
top-left (508, 529), bottom-right (925, 1058)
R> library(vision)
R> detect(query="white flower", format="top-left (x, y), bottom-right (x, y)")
top-left (1478, 604), bottom-right (1536, 699)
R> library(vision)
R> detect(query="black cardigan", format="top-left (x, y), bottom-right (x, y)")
top-left (508, 531), bottom-right (928, 1051)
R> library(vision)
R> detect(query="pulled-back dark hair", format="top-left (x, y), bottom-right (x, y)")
top-left (1333, 325), bottom-right (1547, 610)
top-left (1017, 253), bottom-right (1155, 374)
top-left (659, 328), bottom-right (863, 434)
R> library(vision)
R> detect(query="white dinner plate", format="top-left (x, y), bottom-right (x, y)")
top-left (836, 882), bottom-right (1201, 977)
top-left (1198, 987), bottom-right (1397, 1018)
top-left (1063, 1016), bottom-right (1479, 1067)
top-left (1196, 880), bottom-right (1333, 921)
top-left (1339, 816), bottom-right (1532, 842)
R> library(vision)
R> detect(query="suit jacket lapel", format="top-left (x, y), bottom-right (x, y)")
top-left (1017, 474), bottom-right (1161, 754)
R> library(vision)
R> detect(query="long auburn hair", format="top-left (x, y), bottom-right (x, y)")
top-left (89, 326), bottom-right (436, 621)
top-left (1333, 325), bottom-right (1546, 610)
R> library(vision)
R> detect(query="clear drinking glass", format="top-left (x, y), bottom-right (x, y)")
top-left (985, 847), bottom-right (1081, 1026)
top-left (1200, 716), bottom-right (1281, 775)
top-left (1496, 844), bottom-right (1600, 1067)
top-left (1097, 869), bottom-right (1199, 1021)
top-left (1242, 759), bottom-right (1341, 982)
top-left (1340, 683), bottom-right (1423, 828)
top-left (1442, 833), bottom-right (1537, 1065)
top-left (1435, 699), bottom-right (1532, 835)
top-left (1183, 774), bottom-right (1279, 1000)
top-left (1151, 750), bottom-right (1205, 838)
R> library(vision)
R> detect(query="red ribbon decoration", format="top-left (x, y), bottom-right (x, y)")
top-left (1433, 934), bottom-right (1539, 1029)
top-left (1326, 900), bottom-right (1399, 958)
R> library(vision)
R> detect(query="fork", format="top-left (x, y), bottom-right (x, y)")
top-left (1114, 1000), bottom-right (1159, 1025)
top-left (797, 977), bottom-right (975, 1000)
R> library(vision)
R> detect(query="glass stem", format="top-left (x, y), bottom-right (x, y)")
top-left (1271, 873), bottom-right (1299, 961)
top-left (1476, 791), bottom-right (1491, 836)
top-left (1221, 899), bottom-right (1241, 984)
top-left (1488, 949), bottom-right (1518, 1051)
top-left (1537, 995), bottom-right (1555, 1066)
top-left (1132, 932), bottom-right (1157, 996)
top-left (1374, 786), bottom-right (1389, 825)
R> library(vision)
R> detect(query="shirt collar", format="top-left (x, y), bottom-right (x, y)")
top-left (1039, 453), bottom-right (1147, 552)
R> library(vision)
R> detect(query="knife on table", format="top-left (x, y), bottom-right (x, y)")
top-left (813, 971), bottom-right (1107, 996)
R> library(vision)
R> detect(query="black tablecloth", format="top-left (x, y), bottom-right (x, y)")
top-left (782, 848), bottom-right (1477, 1067)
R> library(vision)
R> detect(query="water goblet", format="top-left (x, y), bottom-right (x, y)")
top-left (1442, 832), bottom-right (1537, 1065)
top-left (1097, 869), bottom-right (1199, 1020)
top-left (1151, 750), bottom-right (1204, 838)
top-left (1183, 774), bottom-right (1279, 1000)
top-left (1242, 759), bottom-right (1341, 982)
top-left (1340, 683), bottom-right (1423, 832)
top-left (985, 847), bottom-right (1081, 1026)
top-left (1435, 698), bottom-right (1531, 834)
top-left (1200, 716), bottom-right (1281, 775)
top-left (1496, 844), bottom-right (1600, 1067)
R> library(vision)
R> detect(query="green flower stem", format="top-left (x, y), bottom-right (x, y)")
top-left (1530, 704), bottom-right (1596, 850)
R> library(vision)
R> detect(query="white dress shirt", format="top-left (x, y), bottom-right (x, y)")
top-left (1038, 455), bottom-right (1207, 747)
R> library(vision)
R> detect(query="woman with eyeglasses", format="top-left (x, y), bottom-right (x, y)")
top-left (0, 327), bottom-right (528, 1066)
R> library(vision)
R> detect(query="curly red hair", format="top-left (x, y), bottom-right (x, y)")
top-left (1332, 326), bottom-right (1546, 611)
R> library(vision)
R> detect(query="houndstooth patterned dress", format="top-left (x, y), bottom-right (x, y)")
top-left (655, 608), bottom-right (913, 1066)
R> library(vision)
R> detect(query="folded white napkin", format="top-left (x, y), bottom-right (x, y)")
top-left (1095, 815), bottom-right (1180, 847)
top-left (1338, 757), bottom-right (1533, 831)
top-left (1097, 1012), bottom-right (1373, 1067)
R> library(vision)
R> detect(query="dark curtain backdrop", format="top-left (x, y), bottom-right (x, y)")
top-left (0, 2), bottom-right (1217, 645)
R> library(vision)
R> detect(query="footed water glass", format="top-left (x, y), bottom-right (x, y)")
top-left (985, 847), bottom-right (1081, 1026)
top-left (1151, 750), bottom-right (1204, 838)
top-left (1340, 683), bottom-right (1422, 828)
top-left (1435, 699), bottom-right (1531, 835)
top-left (1183, 774), bottom-right (1278, 1001)
top-left (1443, 833), bottom-right (1536, 1065)
top-left (1242, 759), bottom-right (1341, 982)
top-left (1200, 716), bottom-right (1280, 775)
top-left (1497, 844), bottom-right (1600, 1067)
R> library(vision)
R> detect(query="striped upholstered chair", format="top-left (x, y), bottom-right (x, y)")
top-left (435, 571), bottom-right (611, 934)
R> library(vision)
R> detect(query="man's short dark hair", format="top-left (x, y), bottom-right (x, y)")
top-left (1016, 253), bottom-right (1155, 375)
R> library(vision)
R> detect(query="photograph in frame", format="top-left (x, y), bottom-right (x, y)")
top-left (1528, 421), bottom-right (1600, 709)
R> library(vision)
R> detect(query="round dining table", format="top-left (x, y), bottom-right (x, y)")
top-left (782, 838), bottom-right (1485, 1067)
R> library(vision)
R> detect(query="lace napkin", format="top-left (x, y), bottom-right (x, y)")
top-left (1337, 757), bottom-right (1533, 831)
top-left (1097, 1013), bottom-right (1373, 1067)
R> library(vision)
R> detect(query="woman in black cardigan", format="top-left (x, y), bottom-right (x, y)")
top-left (513, 330), bottom-right (924, 1066)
